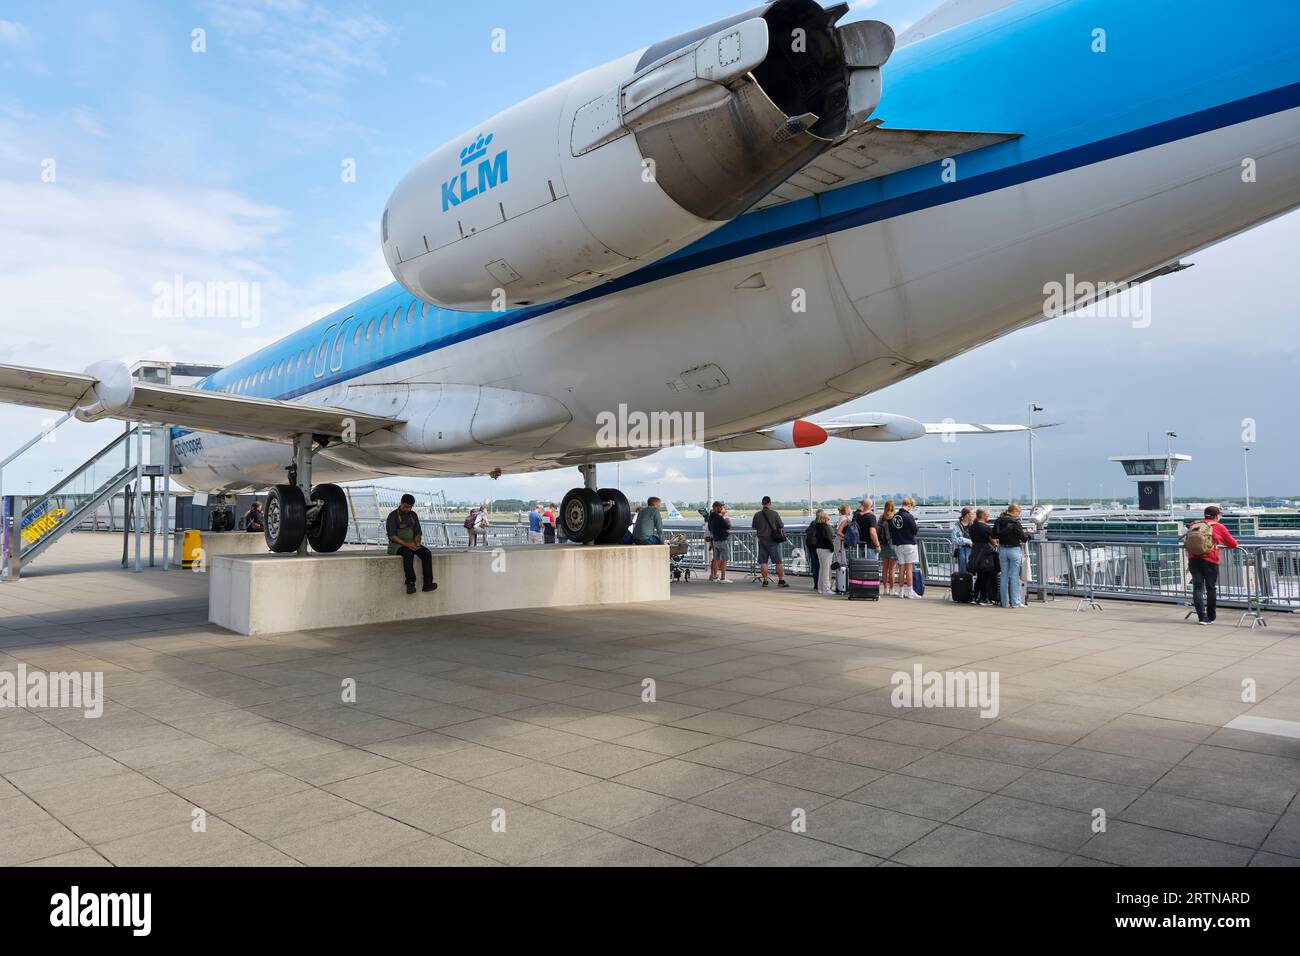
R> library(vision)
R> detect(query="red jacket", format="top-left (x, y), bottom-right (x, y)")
top-left (1187, 519), bottom-right (1237, 564)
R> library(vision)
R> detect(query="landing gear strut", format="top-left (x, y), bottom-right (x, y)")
top-left (559, 465), bottom-right (632, 545)
top-left (264, 433), bottom-right (349, 554)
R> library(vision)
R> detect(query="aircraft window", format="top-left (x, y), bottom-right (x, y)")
top-left (353, 325), bottom-right (362, 346)
top-left (406, 302), bottom-right (416, 325)
top-left (378, 312), bottom-right (387, 336)
top-left (334, 335), bottom-right (344, 354)
top-left (317, 341), bottom-right (327, 362)
top-left (365, 319), bottom-right (374, 340)
top-left (421, 302), bottom-right (431, 319)
top-left (392, 311), bottom-right (400, 332)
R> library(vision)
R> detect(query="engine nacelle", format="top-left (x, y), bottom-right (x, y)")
top-left (383, 0), bottom-right (893, 311)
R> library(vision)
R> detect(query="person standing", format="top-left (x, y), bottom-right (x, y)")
top-left (879, 500), bottom-right (898, 596)
top-left (993, 503), bottom-right (1033, 607)
top-left (804, 517), bottom-right (821, 592)
top-left (811, 509), bottom-right (836, 596)
top-left (706, 501), bottom-right (732, 583)
top-left (950, 507), bottom-right (974, 574)
top-left (891, 497), bottom-right (921, 598)
top-left (632, 496), bottom-right (664, 545)
top-left (752, 496), bottom-right (789, 588)
top-left (387, 494), bottom-right (438, 595)
top-left (528, 504), bottom-right (543, 544)
top-left (834, 504), bottom-right (857, 570)
top-left (854, 498), bottom-right (880, 560)
top-left (1184, 505), bottom-right (1238, 625)
top-left (969, 508), bottom-right (998, 606)
top-left (543, 503), bottom-right (557, 544)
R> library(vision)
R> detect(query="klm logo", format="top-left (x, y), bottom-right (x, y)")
top-left (442, 132), bottom-right (508, 213)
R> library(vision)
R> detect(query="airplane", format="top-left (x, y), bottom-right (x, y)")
top-left (2, 0), bottom-right (1298, 558)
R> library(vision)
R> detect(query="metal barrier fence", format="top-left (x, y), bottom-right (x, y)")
top-left (661, 526), bottom-right (1300, 622)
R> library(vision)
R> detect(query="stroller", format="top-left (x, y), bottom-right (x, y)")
top-left (668, 533), bottom-right (692, 582)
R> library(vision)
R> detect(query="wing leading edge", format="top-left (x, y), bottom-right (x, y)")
top-left (0, 362), bottom-right (401, 443)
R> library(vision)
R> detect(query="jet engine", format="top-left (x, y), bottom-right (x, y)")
top-left (382, 0), bottom-right (894, 311)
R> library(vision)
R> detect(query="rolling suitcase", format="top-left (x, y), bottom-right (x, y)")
top-left (847, 557), bottom-right (881, 601)
top-left (951, 571), bottom-right (975, 604)
top-left (835, 563), bottom-right (848, 595)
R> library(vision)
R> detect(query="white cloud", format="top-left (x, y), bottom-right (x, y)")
top-left (0, 20), bottom-right (28, 44)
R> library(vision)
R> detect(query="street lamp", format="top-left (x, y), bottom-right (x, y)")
top-left (1165, 431), bottom-right (1178, 512)
top-left (804, 451), bottom-right (813, 519)
top-left (1243, 446), bottom-right (1252, 510)
top-left (1028, 403), bottom-right (1044, 506)
top-left (945, 460), bottom-right (953, 509)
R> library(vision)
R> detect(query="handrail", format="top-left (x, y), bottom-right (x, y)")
top-left (35, 426), bottom-right (138, 501)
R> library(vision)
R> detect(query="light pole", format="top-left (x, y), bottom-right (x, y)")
top-left (1165, 431), bottom-right (1177, 512)
top-left (1028, 403), bottom-right (1043, 506)
top-left (970, 471), bottom-right (976, 508)
top-left (945, 460), bottom-right (953, 509)
top-left (804, 452), bottom-right (813, 518)
top-left (954, 467), bottom-right (961, 510)
top-left (864, 464), bottom-right (870, 500)
top-left (1243, 446), bottom-right (1252, 510)
top-left (921, 467), bottom-right (926, 504)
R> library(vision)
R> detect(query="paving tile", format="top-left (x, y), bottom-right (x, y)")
top-left (950, 795), bottom-right (1093, 852)
top-left (893, 825), bottom-right (1069, 866)
top-left (323, 765), bottom-right (456, 808)
top-left (537, 781), bottom-right (679, 830)
top-left (680, 740), bottom-right (793, 774)
top-left (352, 836), bottom-right (501, 866)
top-left (845, 773), bottom-right (986, 822)
top-left (221, 789), bottom-right (361, 841)
top-left (60, 792), bottom-right (196, 845)
top-left (1120, 792), bottom-right (1278, 848)
top-left (442, 806), bottom-right (600, 865)
top-left (803, 800), bottom-right (940, 857)
top-left (1078, 821), bottom-right (1254, 866)
top-left (897, 752), bottom-right (1028, 792)
top-left (999, 769), bottom-right (1144, 815)
top-left (613, 726), bottom-right (722, 757)
top-left (271, 811), bottom-right (427, 866)
top-left (706, 830), bottom-right (880, 867)
top-left (612, 759), bottom-right (740, 799)
top-left (614, 804), bottom-right (766, 864)
top-left (471, 762), bottom-right (599, 803)
top-left (548, 742), bottom-right (664, 778)
top-left (693, 777), bottom-right (833, 827)
top-left (811, 737), bottom-right (929, 772)
top-left (758, 754), bottom-right (885, 797)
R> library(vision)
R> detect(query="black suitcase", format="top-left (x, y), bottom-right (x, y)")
top-left (846, 558), bottom-right (881, 601)
top-left (951, 571), bottom-right (975, 603)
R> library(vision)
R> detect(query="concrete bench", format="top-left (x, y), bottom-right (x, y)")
top-left (208, 544), bottom-right (670, 635)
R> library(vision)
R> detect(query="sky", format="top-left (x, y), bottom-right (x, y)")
top-left (0, 0), bottom-right (1296, 507)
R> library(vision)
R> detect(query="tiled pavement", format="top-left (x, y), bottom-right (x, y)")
top-left (2, 533), bottom-right (1299, 866)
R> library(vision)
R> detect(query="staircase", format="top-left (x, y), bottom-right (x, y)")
top-left (3, 426), bottom-right (141, 578)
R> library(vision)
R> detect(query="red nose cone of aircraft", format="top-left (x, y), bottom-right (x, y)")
top-left (791, 420), bottom-right (829, 448)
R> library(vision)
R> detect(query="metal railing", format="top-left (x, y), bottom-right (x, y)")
top-left (656, 525), bottom-right (1300, 621)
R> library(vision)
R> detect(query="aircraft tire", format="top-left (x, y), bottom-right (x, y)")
top-left (560, 488), bottom-right (604, 544)
top-left (265, 484), bottom-right (307, 553)
top-left (595, 488), bottom-right (631, 545)
top-left (307, 483), bottom-right (349, 553)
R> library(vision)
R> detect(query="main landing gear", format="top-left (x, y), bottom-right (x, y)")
top-left (559, 464), bottom-right (631, 545)
top-left (264, 433), bottom-right (349, 555)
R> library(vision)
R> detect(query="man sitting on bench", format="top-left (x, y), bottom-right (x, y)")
top-left (387, 494), bottom-right (438, 596)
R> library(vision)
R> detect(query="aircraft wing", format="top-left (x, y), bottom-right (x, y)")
top-left (750, 125), bottom-right (1020, 211)
top-left (0, 362), bottom-right (401, 443)
top-left (922, 422), bottom-right (1057, 435)
top-left (706, 415), bottom-right (1057, 451)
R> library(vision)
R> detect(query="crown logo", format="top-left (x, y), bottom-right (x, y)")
top-left (459, 132), bottom-right (493, 167)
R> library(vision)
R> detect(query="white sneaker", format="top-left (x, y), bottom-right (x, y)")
top-left (718, 578), bottom-right (732, 584)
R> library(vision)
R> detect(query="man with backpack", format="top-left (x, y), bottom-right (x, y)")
top-left (751, 496), bottom-right (789, 588)
top-left (854, 499), bottom-right (880, 559)
top-left (1184, 505), bottom-right (1238, 625)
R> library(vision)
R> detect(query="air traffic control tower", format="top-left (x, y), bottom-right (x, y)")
top-left (1109, 453), bottom-right (1192, 510)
